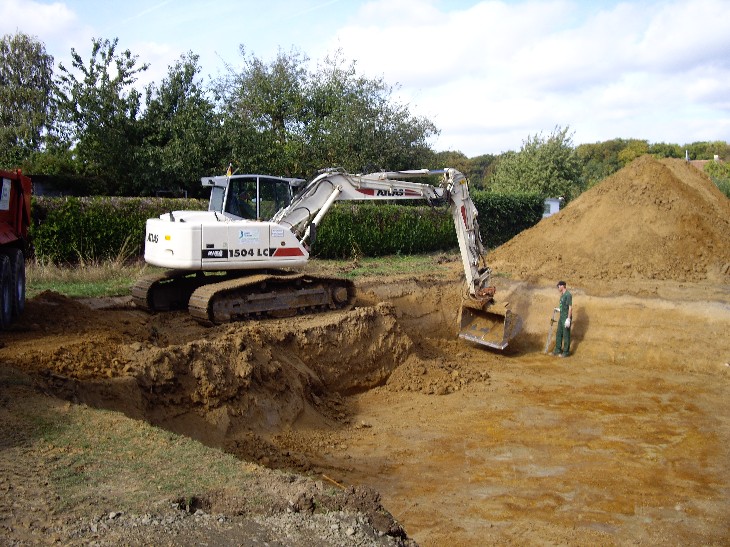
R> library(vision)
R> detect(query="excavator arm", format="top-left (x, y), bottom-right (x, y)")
top-left (271, 167), bottom-right (521, 349)
top-left (274, 168), bottom-right (489, 301)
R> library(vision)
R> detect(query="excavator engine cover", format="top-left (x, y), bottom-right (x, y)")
top-left (458, 303), bottom-right (522, 350)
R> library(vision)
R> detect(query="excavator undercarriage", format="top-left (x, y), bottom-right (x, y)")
top-left (132, 270), bottom-right (356, 326)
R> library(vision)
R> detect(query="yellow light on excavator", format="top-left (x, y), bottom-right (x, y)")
top-left (165, 235), bottom-right (171, 240)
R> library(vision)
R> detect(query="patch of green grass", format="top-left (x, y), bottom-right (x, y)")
top-left (311, 252), bottom-right (458, 280)
top-left (26, 259), bottom-right (161, 299)
top-left (30, 412), bottom-right (71, 443)
top-left (34, 403), bottom-right (254, 512)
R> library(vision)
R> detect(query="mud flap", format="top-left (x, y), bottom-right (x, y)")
top-left (458, 305), bottom-right (523, 350)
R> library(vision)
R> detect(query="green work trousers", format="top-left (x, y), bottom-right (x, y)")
top-left (555, 316), bottom-right (571, 355)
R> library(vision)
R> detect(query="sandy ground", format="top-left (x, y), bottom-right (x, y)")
top-left (1, 266), bottom-right (728, 545)
top-left (321, 273), bottom-right (730, 545)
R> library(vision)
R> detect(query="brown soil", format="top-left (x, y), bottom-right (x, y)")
top-left (489, 155), bottom-right (730, 285)
top-left (1, 156), bottom-right (729, 545)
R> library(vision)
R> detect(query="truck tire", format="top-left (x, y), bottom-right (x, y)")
top-left (0, 255), bottom-right (12, 329)
top-left (1, 248), bottom-right (26, 317)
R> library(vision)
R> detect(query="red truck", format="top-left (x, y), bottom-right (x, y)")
top-left (0, 169), bottom-right (31, 329)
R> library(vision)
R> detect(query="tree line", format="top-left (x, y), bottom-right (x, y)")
top-left (2, 31), bottom-right (729, 200)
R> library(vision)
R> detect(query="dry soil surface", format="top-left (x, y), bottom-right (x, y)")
top-left (1, 156), bottom-right (729, 546)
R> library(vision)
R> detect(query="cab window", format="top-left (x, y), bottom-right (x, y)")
top-left (226, 178), bottom-right (257, 219)
top-left (258, 177), bottom-right (292, 220)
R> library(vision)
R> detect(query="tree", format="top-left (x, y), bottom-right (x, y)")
top-left (431, 151), bottom-right (496, 189)
top-left (433, 150), bottom-right (470, 176)
top-left (0, 32), bottom-right (54, 168)
top-left (647, 142), bottom-right (682, 159)
top-left (684, 141), bottom-right (730, 161)
top-left (214, 47), bottom-right (310, 177)
top-left (306, 53), bottom-right (437, 174)
top-left (464, 153), bottom-right (497, 189)
top-left (139, 52), bottom-right (221, 196)
top-left (54, 38), bottom-right (148, 194)
top-left (617, 139), bottom-right (649, 166)
top-left (490, 126), bottom-right (582, 200)
top-left (214, 48), bottom-right (438, 178)
top-left (575, 138), bottom-right (627, 190)
top-left (704, 160), bottom-right (730, 198)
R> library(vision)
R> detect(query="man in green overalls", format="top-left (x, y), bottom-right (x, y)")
top-left (553, 280), bottom-right (573, 357)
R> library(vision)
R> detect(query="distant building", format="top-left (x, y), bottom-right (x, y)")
top-left (543, 197), bottom-right (563, 218)
top-left (687, 152), bottom-right (723, 171)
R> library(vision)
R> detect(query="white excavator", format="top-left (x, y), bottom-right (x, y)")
top-left (132, 167), bottom-right (522, 349)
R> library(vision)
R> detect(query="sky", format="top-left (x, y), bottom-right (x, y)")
top-left (2, 0), bottom-right (729, 157)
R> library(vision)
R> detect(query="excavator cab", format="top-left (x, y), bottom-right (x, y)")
top-left (223, 176), bottom-right (295, 220)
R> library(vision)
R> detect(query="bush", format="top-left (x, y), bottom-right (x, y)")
top-left (28, 193), bottom-right (544, 263)
top-left (313, 193), bottom-right (544, 258)
top-left (313, 203), bottom-right (456, 258)
top-left (704, 161), bottom-right (730, 198)
top-left (472, 192), bottom-right (544, 248)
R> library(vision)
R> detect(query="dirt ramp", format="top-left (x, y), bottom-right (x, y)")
top-left (489, 156), bottom-right (730, 283)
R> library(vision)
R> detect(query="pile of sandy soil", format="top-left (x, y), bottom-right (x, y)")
top-left (7, 292), bottom-right (416, 435)
top-left (488, 156), bottom-right (730, 284)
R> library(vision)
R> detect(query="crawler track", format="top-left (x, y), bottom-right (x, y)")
top-left (131, 270), bottom-right (215, 312)
top-left (132, 270), bottom-right (356, 325)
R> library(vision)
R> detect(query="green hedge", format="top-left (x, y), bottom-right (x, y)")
top-left (313, 203), bottom-right (456, 258)
top-left (29, 193), bottom-right (544, 263)
top-left (30, 196), bottom-right (207, 263)
top-left (472, 192), bottom-right (544, 248)
top-left (312, 192), bottom-right (543, 258)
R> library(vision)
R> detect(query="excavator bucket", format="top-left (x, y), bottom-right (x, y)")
top-left (458, 304), bottom-right (523, 350)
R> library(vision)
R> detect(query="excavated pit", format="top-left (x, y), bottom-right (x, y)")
top-left (5, 264), bottom-right (726, 476)
top-left (9, 156), bottom-right (727, 466)
top-left (2, 273), bottom-right (486, 471)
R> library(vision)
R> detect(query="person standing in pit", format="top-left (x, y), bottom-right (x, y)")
top-left (553, 280), bottom-right (573, 357)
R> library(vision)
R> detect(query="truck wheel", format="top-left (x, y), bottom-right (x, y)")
top-left (0, 255), bottom-right (12, 329)
top-left (2, 248), bottom-right (26, 317)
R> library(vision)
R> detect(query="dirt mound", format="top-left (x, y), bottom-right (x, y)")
top-left (488, 156), bottom-right (730, 283)
top-left (121, 302), bottom-right (414, 438)
top-left (2, 294), bottom-right (419, 438)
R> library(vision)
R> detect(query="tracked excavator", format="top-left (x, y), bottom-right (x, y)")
top-left (132, 168), bottom-right (522, 349)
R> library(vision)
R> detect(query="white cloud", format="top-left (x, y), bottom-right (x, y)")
top-left (130, 41), bottom-right (180, 91)
top-left (0, 0), bottom-right (92, 64)
top-left (322, 0), bottom-right (730, 155)
top-left (0, 0), bottom-right (76, 37)
top-left (686, 69), bottom-right (730, 108)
